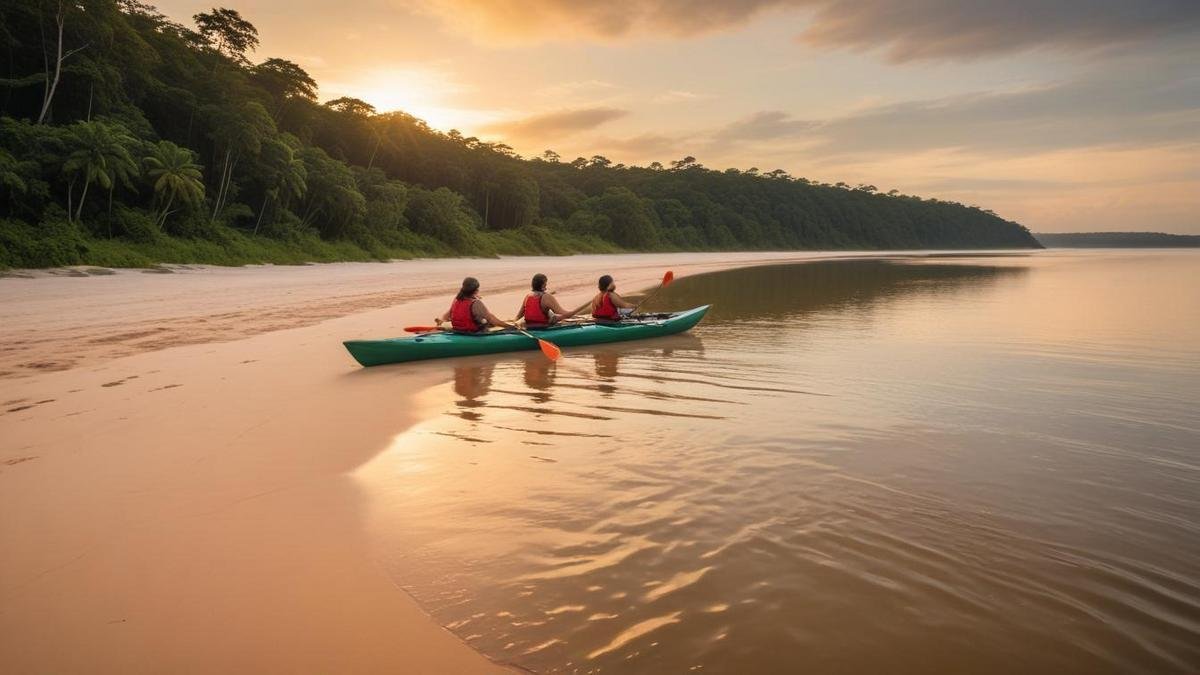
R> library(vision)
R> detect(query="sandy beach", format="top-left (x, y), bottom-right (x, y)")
top-left (0, 251), bottom-right (835, 673)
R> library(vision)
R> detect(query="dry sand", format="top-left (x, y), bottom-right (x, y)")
top-left (0, 251), bottom-right (863, 673)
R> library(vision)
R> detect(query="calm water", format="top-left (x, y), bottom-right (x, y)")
top-left (357, 251), bottom-right (1200, 673)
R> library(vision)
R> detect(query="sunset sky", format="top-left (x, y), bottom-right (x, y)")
top-left (155, 1), bottom-right (1200, 233)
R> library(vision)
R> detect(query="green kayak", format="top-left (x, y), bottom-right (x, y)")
top-left (344, 305), bottom-right (710, 366)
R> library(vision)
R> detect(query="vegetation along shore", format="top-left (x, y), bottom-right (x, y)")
top-left (0, 1), bottom-right (1039, 270)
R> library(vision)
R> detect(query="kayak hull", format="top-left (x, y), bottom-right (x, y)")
top-left (343, 305), bottom-right (710, 366)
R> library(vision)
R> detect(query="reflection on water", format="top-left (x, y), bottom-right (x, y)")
top-left (357, 252), bottom-right (1200, 673)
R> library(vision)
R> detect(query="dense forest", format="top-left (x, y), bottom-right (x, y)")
top-left (1035, 232), bottom-right (1199, 248)
top-left (0, 0), bottom-right (1039, 269)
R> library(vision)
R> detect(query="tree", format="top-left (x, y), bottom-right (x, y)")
top-left (193, 8), bottom-right (259, 63)
top-left (36, 0), bottom-right (92, 124)
top-left (61, 120), bottom-right (138, 224)
top-left (324, 97), bottom-right (376, 116)
top-left (670, 156), bottom-right (697, 171)
top-left (203, 100), bottom-right (275, 221)
top-left (252, 136), bottom-right (306, 233)
top-left (540, 149), bottom-right (560, 163)
top-left (143, 140), bottom-right (204, 227)
top-left (647, 161), bottom-right (664, 171)
top-left (590, 187), bottom-right (658, 248)
top-left (253, 58), bottom-right (317, 106)
top-left (297, 145), bottom-right (364, 237)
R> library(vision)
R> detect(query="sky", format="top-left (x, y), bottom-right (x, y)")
top-left (155, 0), bottom-right (1200, 233)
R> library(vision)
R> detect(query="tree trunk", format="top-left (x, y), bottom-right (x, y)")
top-left (211, 148), bottom-right (232, 220)
top-left (75, 176), bottom-right (90, 223)
top-left (367, 135), bottom-right (381, 170)
top-left (254, 193), bottom-right (270, 235)
top-left (36, 6), bottom-right (64, 124)
top-left (158, 192), bottom-right (174, 229)
top-left (66, 178), bottom-right (74, 220)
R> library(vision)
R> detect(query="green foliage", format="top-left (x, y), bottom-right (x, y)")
top-left (143, 140), bottom-right (204, 227)
top-left (0, 0), bottom-right (1040, 270)
top-left (61, 119), bottom-right (140, 223)
top-left (0, 212), bottom-right (90, 268)
top-left (193, 7), bottom-right (259, 62)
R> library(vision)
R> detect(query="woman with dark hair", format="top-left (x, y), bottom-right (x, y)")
top-left (591, 274), bottom-right (635, 321)
top-left (436, 277), bottom-right (515, 333)
top-left (516, 273), bottom-right (579, 328)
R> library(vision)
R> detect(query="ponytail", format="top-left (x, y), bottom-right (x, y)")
top-left (456, 276), bottom-right (480, 300)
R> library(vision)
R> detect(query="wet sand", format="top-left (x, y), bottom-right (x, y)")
top-left (0, 252), bottom-right (846, 673)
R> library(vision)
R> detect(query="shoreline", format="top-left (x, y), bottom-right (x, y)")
top-left (0, 250), bottom-right (1035, 672)
top-left (0, 250), bottom-right (1039, 381)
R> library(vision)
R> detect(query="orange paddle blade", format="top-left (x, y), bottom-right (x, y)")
top-left (538, 339), bottom-right (562, 361)
top-left (662, 270), bottom-right (675, 286)
top-left (404, 326), bottom-right (439, 333)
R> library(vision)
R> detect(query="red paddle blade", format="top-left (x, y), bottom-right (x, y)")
top-left (404, 326), bottom-right (439, 333)
top-left (538, 339), bottom-right (562, 361)
top-left (662, 270), bottom-right (675, 286)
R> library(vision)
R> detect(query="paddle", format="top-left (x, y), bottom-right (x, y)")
top-left (569, 269), bottom-right (676, 318)
top-left (405, 324), bottom-right (560, 360)
top-left (632, 270), bottom-right (674, 312)
top-left (515, 327), bottom-right (562, 361)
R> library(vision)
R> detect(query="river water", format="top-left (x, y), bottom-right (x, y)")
top-left (356, 250), bottom-right (1200, 673)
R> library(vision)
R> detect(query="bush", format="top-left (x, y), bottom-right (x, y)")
top-left (95, 205), bottom-right (161, 243)
top-left (0, 212), bottom-right (90, 268)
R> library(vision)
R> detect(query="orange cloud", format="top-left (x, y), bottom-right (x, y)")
top-left (482, 107), bottom-right (629, 142)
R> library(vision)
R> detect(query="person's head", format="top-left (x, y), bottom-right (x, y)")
top-left (598, 274), bottom-right (614, 292)
top-left (531, 273), bottom-right (547, 292)
top-left (456, 276), bottom-right (480, 300)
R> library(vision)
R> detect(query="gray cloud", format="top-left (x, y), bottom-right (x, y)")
top-left (483, 107), bottom-right (629, 141)
top-left (589, 133), bottom-right (688, 161)
top-left (713, 111), bottom-right (819, 141)
top-left (708, 48), bottom-right (1200, 157)
top-left (424, 0), bottom-right (1200, 60)
top-left (799, 0), bottom-right (1200, 62)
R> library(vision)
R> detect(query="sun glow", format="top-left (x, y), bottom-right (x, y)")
top-left (324, 68), bottom-right (499, 134)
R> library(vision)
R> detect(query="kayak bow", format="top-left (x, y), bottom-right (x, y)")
top-left (343, 305), bottom-right (710, 367)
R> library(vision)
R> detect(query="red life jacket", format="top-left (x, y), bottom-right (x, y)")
top-left (450, 297), bottom-right (481, 332)
top-left (524, 292), bottom-right (549, 325)
top-left (594, 292), bottom-right (619, 320)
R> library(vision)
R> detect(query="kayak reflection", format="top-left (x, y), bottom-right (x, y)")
top-left (437, 337), bottom-right (707, 444)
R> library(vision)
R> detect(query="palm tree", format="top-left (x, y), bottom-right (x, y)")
top-left (253, 138), bottom-right (306, 234)
top-left (61, 121), bottom-right (138, 224)
top-left (144, 141), bottom-right (205, 228)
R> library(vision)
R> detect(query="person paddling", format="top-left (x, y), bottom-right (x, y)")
top-left (591, 274), bottom-right (635, 321)
top-left (436, 277), bottom-right (515, 333)
top-left (516, 273), bottom-right (579, 328)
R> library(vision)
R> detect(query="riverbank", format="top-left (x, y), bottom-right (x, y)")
top-left (1, 251), bottom-right (884, 673)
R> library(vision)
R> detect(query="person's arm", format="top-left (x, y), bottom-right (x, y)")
top-left (609, 291), bottom-right (635, 309)
top-left (435, 306), bottom-right (451, 326)
top-left (475, 300), bottom-right (515, 329)
top-left (515, 298), bottom-right (526, 321)
top-left (543, 293), bottom-right (577, 320)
